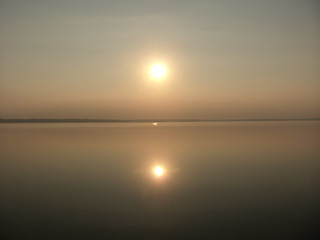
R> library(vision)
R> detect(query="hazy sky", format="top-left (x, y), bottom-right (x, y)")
top-left (1, 0), bottom-right (319, 119)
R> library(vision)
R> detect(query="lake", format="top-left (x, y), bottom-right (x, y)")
top-left (1, 121), bottom-right (319, 239)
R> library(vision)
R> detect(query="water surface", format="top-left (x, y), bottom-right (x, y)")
top-left (1, 122), bottom-right (319, 239)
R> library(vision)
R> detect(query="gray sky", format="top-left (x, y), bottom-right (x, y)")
top-left (1, 0), bottom-right (319, 119)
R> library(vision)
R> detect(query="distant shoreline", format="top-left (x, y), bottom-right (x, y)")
top-left (0, 118), bottom-right (319, 123)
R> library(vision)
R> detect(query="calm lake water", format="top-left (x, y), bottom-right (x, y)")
top-left (1, 122), bottom-right (319, 239)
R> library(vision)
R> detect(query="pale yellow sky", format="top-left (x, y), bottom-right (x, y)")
top-left (0, 0), bottom-right (319, 119)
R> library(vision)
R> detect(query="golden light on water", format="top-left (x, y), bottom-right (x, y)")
top-left (152, 122), bottom-right (158, 126)
top-left (153, 166), bottom-right (164, 177)
top-left (150, 63), bottom-right (166, 80)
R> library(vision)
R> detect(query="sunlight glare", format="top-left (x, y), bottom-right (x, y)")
top-left (153, 166), bottom-right (164, 177)
top-left (150, 63), bottom-right (166, 80)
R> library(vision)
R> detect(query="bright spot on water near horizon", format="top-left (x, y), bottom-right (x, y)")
top-left (153, 122), bottom-right (158, 126)
top-left (154, 166), bottom-right (164, 177)
top-left (150, 63), bottom-right (166, 80)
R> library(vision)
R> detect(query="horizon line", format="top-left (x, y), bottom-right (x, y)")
top-left (0, 118), bottom-right (319, 123)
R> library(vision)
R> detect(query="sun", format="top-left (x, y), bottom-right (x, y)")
top-left (150, 63), bottom-right (166, 80)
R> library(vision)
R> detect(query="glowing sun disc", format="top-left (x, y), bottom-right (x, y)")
top-left (150, 63), bottom-right (166, 79)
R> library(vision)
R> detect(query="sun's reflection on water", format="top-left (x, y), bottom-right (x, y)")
top-left (153, 166), bottom-right (164, 177)
top-left (134, 157), bottom-right (178, 182)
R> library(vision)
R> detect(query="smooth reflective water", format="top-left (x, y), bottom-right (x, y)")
top-left (1, 122), bottom-right (319, 239)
